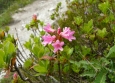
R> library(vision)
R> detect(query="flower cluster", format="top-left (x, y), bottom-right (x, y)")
top-left (42, 23), bottom-right (76, 53)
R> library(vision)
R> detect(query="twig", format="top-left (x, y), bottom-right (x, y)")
top-left (57, 54), bottom-right (62, 83)
top-left (14, 64), bottom-right (33, 83)
top-left (50, 76), bottom-right (59, 83)
top-left (17, 48), bottom-right (27, 61)
top-left (38, 76), bottom-right (46, 83)
top-left (32, 29), bottom-right (36, 36)
top-left (16, 50), bottom-right (25, 63)
top-left (69, 75), bottom-right (79, 83)
top-left (15, 28), bottom-right (28, 58)
top-left (16, 57), bottom-right (22, 66)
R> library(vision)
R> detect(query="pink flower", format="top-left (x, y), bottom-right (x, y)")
top-left (42, 34), bottom-right (56, 46)
top-left (52, 40), bottom-right (64, 53)
top-left (13, 72), bottom-right (18, 80)
top-left (60, 27), bottom-right (76, 41)
top-left (44, 23), bottom-right (55, 33)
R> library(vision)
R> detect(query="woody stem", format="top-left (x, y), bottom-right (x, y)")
top-left (57, 54), bottom-right (62, 83)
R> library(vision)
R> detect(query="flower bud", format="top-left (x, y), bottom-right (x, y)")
top-left (57, 27), bottom-right (61, 34)
top-left (13, 72), bottom-right (18, 80)
top-left (32, 14), bottom-right (37, 21)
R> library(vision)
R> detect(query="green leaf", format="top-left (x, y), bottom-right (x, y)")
top-left (103, 14), bottom-right (115, 23)
top-left (74, 16), bottom-right (83, 25)
top-left (98, 1), bottom-right (110, 13)
top-left (39, 21), bottom-right (44, 27)
top-left (0, 50), bottom-right (5, 68)
top-left (32, 44), bottom-right (44, 58)
top-left (67, 47), bottom-right (74, 58)
top-left (24, 40), bottom-right (32, 50)
top-left (94, 69), bottom-right (107, 83)
top-left (6, 54), bottom-right (12, 64)
top-left (61, 46), bottom-right (73, 59)
top-left (48, 44), bottom-right (54, 51)
top-left (40, 31), bottom-right (45, 35)
top-left (70, 60), bottom-right (80, 73)
top-left (23, 58), bottom-right (33, 69)
top-left (3, 40), bottom-right (16, 55)
top-left (97, 28), bottom-right (107, 38)
top-left (87, 0), bottom-right (93, 3)
top-left (106, 45), bottom-right (115, 58)
top-left (32, 45), bottom-right (39, 56)
top-left (63, 64), bottom-right (70, 73)
top-left (80, 70), bottom-right (95, 77)
top-left (0, 49), bottom-right (5, 57)
top-left (33, 65), bottom-right (48, 73)
top-left (33, 37), bottom-right (41, 44)
top-left (2, 40), bottom-right (16, 64)
top-left (0, 44), bottom-right (3, 48)
top-left (112, 26), bottom-right (115, 32)
top-left (81, 46), bottom-right (91, 57)
top-left (33, 60), bottom-right (49, 73)
top-left (4, 26), bottom-right (10, 32)
top-left (82, 19), bottom-right (93, 33)
top-left (25, 24), bottom-right (30, 30)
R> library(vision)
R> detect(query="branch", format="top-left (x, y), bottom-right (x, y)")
top-left (15, 28), bottom-right (28, 58)
top-left (14, 63), bottom-right (33, 83)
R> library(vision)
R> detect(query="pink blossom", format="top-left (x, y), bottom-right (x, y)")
top-left (44, 23), bottom-right (55, 33)
top-left (13, 72), bottom-right (18, 80)
top-left (60, 27), bottom-right (76, 41)
top-left (42, 34), bottom-right (56, 46)
top-left (52, 40), bottom-right (64, 53)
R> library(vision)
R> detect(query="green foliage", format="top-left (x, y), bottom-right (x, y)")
top-left (22, 0), bottom-right (115, 82)
top-left (3, 40), bottom-right (16, 56)
top-left (106, 45), bottom-right (115, 58)
top-left (0, 50), bottom-right (5, 68)
top-left (82, 19), bottom-right (93, 34)
top-left (50, 2), bottom-right (62, 20)
top-left (33, 60), bottom-right (49, 74)
top-left (23, 58), bottom-right (33, 69)
top-left (74, 16), bottom-right (83, 25)
top-left (94, 69), bottom-right (107, 83)
top-left (97, 28), bottom-right (107, 38)
top-left (53, 0), bottom-right (115, 82)
top-left (0, 0), bottom-right (15, 14)
top-left (61, 46), bottom-right (74, 60)
top-left (0, 34), bottom-right (16, 70)
top-left (98, 1), bottom-right (110, 14)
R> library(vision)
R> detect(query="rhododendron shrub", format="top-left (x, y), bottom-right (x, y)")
top-left (1, 0), bottom-right (115, 83)
top-left (24, 0), bottom-right (115, 83)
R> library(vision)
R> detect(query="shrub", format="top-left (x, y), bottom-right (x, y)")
top-left (1, 0), bottom-right (115, 83)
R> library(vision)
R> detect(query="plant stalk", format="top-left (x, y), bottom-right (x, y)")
top-left (58, 54), bottom-right (62, 83)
